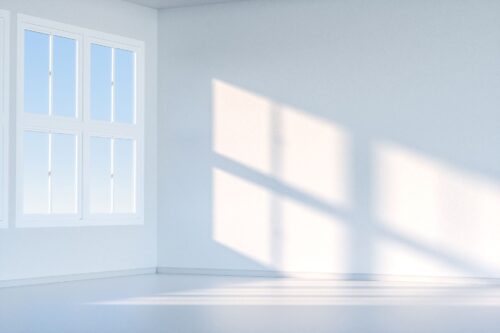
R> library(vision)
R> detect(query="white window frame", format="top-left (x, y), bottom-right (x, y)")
top-left (16, 14), bottom-right (144, 228)
top-left (0, 10), bottom-right (9, 229)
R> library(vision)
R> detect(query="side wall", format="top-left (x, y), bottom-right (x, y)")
top-left (158, 0), bottom-right (500, 278)
top-left (0, 0), bottom-right (158, 281)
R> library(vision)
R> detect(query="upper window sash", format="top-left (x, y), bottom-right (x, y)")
top-left (88, 42), bottom-right (136, 125)
top-left (84, 36), bottom-right (142, 129)
top-left (19, 22), bottom-right (83, 123)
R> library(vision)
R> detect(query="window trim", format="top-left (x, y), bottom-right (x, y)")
top-left (16, 14), bottom-right (144, 228)
top-left (0, 10), bottom-right (9, 229)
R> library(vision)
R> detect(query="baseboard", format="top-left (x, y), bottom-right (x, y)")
top-left (156, 267), bottom-right (500, 285)
top-left (157, 267), bottom-right (287, 278)
top-left (3, 266), bottom-right (499, 288)
top-left (0, 267), bottom-right (156, 289)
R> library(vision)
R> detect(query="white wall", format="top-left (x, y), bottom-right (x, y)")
top-left (158, 0), bottom-right (500, 278)
top-left (0, 0), bottom-right (157, 281)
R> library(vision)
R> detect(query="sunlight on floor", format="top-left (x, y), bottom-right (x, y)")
top-left (92, 278), bottom-right (500, 306)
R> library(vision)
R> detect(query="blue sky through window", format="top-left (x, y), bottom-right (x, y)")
top-left (91, 44), bottom-right (135, 123)
top-left (90, 44), bottom-right (112, 122)
top-left (52, 36), bottom-right (77, 118)
top-left (22, 29), bottom-right (138, 217)
top-left (90, 137), bottom-right (111, 213)
top-left (24, 30), bottom-right (49, 115)
top-left (114, 138), bottom-right (135, 213)
top-left (23, 131), bottom-right (49, 214)
top-left (51, 133), bottom-right (77, 214)
top-left (115, 49), bottom-right (134, 124)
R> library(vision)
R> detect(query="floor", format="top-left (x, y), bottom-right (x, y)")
top-left (1, 274), bottom-right (500, 333)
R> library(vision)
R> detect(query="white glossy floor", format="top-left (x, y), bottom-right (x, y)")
top-left (2, 274), bottom-right (500, 333)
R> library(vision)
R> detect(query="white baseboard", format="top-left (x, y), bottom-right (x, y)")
top-left (157, 267), bottom-right (286, 278)
top-left (0, 267), bottom-right (156, 289)
top-left (2, 266), bottom-right (499, 288)
top-left (156, 267), bottom-right (500, 285)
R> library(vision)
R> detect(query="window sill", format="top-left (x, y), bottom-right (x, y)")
top-left (16, 217), bottom-right (144, 228)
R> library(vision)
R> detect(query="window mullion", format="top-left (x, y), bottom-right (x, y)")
top-left (75, 40), bottom-right (79, 119)
top-left (75, 135), bottom-right (79, 216)
top-left (111, 47), bottom-right (115, 123)
top-left (48, 34), bottom-right (53, 117)
top-left (132, 140), bottom-right (137, 213)
top-left (48, 132), bottom-right (53, 214)
top-left (110, 48), bottom-right (117, 214)
top-left (110, 137), bottom-right (115, 214)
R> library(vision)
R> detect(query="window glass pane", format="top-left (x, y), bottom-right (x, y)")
top-left (90, 44), bottom-right (111, 121)
top-left (24, 30), bottom-right (49, 115)
top-left (24, 131), bottom-right (49, 214)
top-left (114, 138), bottom-right (135, 213)
top-left (90, 137), bottom-right (111, 213)
top-left (51, 133), bottom-right (77, 214)
top-left (53, 36), bottom-right (77, 118)
top-left (115, 49), bottom-right (135, 124)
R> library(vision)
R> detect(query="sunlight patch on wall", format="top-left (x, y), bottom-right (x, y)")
top-left (279, 197), bottom-right (348, 273)
top-left (212, 79), bottom-right (351, 272)
top-left (213, 80), bottom-right (273, 175)
top-left (373, 143), bottom-right (500, 276)
top-left (279, 105), bottom-right (350, 208)
top-left (213, 79), bottom-right (350, 207)
top-left (213, 168), bottom-right (272, 266)
top-left (213, 167), bottom-right (348, 272)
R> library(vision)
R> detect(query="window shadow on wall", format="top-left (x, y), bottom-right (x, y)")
top-left (209, 79), bottom-right (500, 279)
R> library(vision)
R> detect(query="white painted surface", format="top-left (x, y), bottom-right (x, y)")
top-left (124, 0), bottom-right (247, 9)
top-left (0, 267), bottom-right (155, 288)
top-left (158, 0), bottom-right (500, 278)
top-left (2, 274), bottom-right (500, 332)
top-left (0, 0), bottom-right (157, 281)
top-left (0, 10), bottom-right (9, 230)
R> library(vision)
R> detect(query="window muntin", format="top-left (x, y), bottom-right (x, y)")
top-left (18, 15), bottom-right (144, 227)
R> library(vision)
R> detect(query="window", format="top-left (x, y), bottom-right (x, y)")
top-left (0, 10), bottom-right (8, 228)
top-left (17, 15), bottom-right (144, 227)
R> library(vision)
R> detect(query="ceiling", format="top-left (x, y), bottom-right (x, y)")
top-left (124, 0), bottom-right (248, 9)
